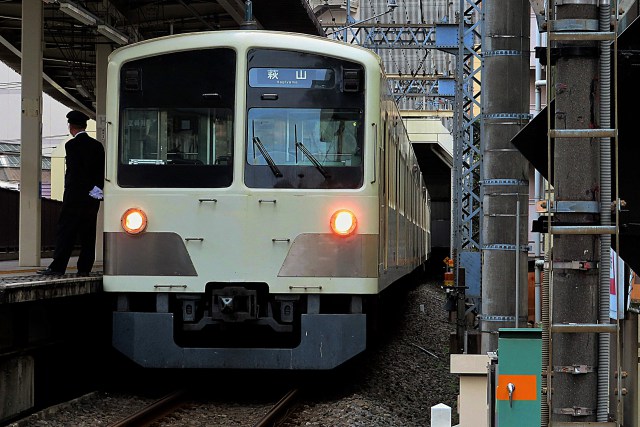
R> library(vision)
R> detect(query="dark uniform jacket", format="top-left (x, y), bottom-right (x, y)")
top-left (64, 132), bottom-right (105, 201)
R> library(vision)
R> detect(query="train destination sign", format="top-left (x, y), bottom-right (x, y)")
top-left (249, 68), bottom-right (334, 88)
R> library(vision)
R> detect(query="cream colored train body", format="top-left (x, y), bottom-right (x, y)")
top-left (104, 31), bottom-right (430, 369)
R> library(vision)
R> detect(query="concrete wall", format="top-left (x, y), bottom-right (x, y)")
top-left (403, 118), bottom-right (453, 156)
top-left (451, 354), bottom-right (490, 427)
top-left (0, 278), bottom-right (110, 423)
top-left (404, 118), bottom-right (453, 251)
top-left (0, 356), bottom-right (34, 421)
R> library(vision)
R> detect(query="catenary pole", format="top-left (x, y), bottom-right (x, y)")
top-left (480, 0), bottom-right (530, 352)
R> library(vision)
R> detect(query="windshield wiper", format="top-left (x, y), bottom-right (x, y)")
top-left (252, 136), bottom-right (283, 178)
top-left (296, 142), bottom-right (330, 178)
top-left (294, 125), bottom-right (330, 179)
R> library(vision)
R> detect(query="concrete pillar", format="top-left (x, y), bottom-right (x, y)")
top-left (480, 0), bottom-right (530, 351)
top-left (94, 44), bottom-right (110, 263)
top-left (551, 3), bottom-right (600, 422)
top-left (18, 1), bottom-right (43, 267)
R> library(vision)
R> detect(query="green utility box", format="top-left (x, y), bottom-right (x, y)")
top-left (496, 328), bottom-right (542, 427)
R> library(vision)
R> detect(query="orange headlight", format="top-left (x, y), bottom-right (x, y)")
top-left (121, 208), bottom-right (147, 235)
top-left (330, 209), bottom-right (357, 236)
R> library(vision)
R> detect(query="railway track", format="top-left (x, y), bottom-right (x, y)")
top-left (252, 389), bottom-right (299, 427)
top-left (107, 390), bottom-right (187, 427)
top-left (106, 388), bottom-right (299, 427)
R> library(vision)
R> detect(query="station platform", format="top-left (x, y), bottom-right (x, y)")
top-left (0, 257), bottom-right (108, 423)
top-left (0, 257), bottom-right (103, 303)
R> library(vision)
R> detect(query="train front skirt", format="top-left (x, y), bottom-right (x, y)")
top-left (113, 311), bottom-right (366, 369)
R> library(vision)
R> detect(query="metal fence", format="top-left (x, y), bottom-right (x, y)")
top-left (0, 187), bottom-right (63, 256)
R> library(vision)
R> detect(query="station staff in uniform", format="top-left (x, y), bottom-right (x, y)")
top-left (37, 110), bottom-right (105, 276)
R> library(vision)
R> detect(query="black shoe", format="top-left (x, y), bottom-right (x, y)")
top-left (36, 268), bottom-right (65, 276)
top-left (77, 271), bottom-right (91, 277)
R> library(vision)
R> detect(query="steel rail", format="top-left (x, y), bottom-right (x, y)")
top-left (107, 389), bottom-right (187, 427)
top-left (253, 388), bottom-right (299, 427)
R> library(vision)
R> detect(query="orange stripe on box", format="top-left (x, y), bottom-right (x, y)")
top-left (496, 375), bottom-right (538, 401)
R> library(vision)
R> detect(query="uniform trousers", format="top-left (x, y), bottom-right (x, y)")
top-left (49, 192), bottom-right (100, 273)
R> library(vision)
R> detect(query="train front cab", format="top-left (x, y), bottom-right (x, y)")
top-left (105, 33), bottom-right (397, 370)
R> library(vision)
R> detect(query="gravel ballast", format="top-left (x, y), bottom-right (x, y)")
top-left (281, 278), bottom-right (459, 426)
top-left (8, 278), bottom-right (459, 427)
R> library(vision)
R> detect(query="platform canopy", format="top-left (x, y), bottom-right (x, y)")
top-left (0, 0), bottom-right (324, 114)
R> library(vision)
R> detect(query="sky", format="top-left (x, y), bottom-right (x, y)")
top-left (0, 61), bottom-right (71, 156)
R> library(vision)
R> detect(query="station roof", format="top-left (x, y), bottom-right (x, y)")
top-left (0, 1), bottom-right (324, 115)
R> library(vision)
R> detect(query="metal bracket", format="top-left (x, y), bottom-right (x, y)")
top-left (483, 244), bottom-right (531, 252)
top-left (551, 323), bottom-right (617, 333)
top-left (553, 365), bottom-right (595, 374)
top-left (553, 407), bottom-right (594, 416)
top-left (484, 50), bottom-right (529, 57)
top-left (484, 113), bottom-right (533, 120)
top-left (482, 179), bottom-right (529, 186)
top-left (556, 0), bottom-right (598, 4)
top-left (547, 260), bottom-right (598, 270)
top-left (549, 19), bottom-right (599, 32)
top-left (483, 112), bottom-right (532, 125)
top-left (536, 200), bottom-right (600, 214)
top-left (535, 46), bottom-right (600, 65)
top-left (479, 315), bottom-right (529, 322)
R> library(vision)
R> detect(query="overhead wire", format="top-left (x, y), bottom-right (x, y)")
top-left (0, 81), bottom-right (20, 89)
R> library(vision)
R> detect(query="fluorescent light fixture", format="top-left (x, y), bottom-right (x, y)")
top-left (76, 84), bottom-right (90, 98)
top-left (59, 2), bottom-right (97, 26)
top-left (97, 24), bottom-right (129, 45)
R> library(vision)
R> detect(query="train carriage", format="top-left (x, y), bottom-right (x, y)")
top-left (104, 30), bottom-right (430, 369)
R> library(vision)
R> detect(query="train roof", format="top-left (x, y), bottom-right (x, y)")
top-left (108, 30), bottom-right (383, 70)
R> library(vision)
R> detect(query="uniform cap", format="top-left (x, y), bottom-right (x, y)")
top-left (66, 110), bottom-right (89, 126)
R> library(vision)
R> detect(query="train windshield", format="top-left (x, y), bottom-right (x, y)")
top-left (245, 49), bottom-right (365, 189)
top-left (120, 107), bottom-right (233, 166)
top-left (117, 48), bottom-right (235, 188)
top-left (246, 108), bottom-right (362, 187)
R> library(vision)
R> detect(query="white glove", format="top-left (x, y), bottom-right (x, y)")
top-left (89, 186), bottom-right (104, 200)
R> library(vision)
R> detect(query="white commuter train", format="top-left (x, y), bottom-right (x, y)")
top-left (104, 30), bottom-right (431, 369)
